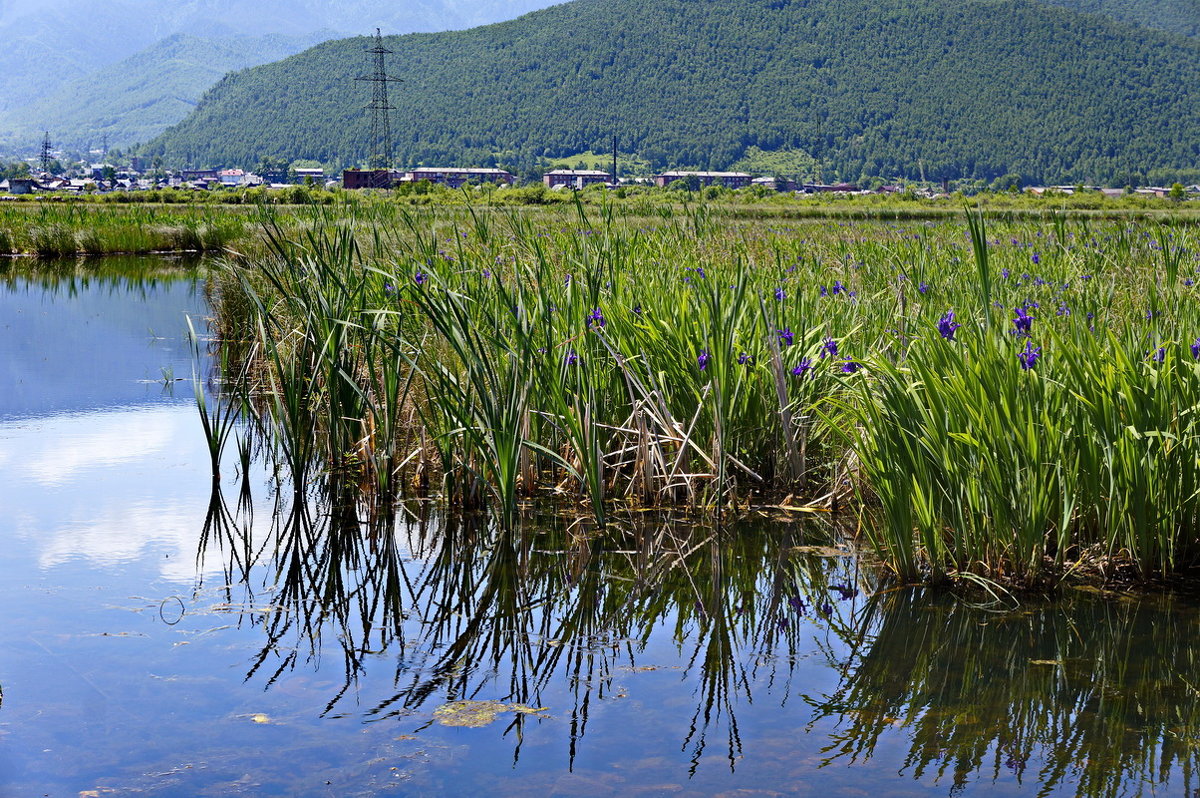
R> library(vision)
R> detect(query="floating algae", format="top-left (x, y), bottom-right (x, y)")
top-left (432, 701), bottom-right (548, 728)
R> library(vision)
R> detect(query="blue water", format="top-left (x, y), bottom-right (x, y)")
top-left (1, 262), bottom-right (1197, 796)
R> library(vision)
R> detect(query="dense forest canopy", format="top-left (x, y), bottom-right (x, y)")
top-left (144, 0), bottom-right (1200, 184)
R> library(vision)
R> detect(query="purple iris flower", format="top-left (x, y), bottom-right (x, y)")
top-left (698, 349), bottom-right (710, 370)
top-left (820, 285), bottom-right (829, 297)
top-left (918, 281), bottom-right (930, 294)
top-left (1012, 306), bottom-right (1034, 336)
top-left (775, 286), bottom-right (786, 301)
top-left (840, 358), bottom-right (861, 374)
top-left (832, 280), bottom-right (845, 296)
top-left (792, 358), bottom-right (813, 379)
top-left (1151, 346), bottom-right (1166, 363)
top-left (586, 308), bottom-right (605, 329)
top-left (1001, 268), bottom-right (1010, 279)
top-left (1032, 252), bottom-right (1040, 265)
top-left (937, 311), bottom-right (960, 340)
top-left (1018, 340), bottom-right (1041, 370)
top-left (738, 352), bottom-right (753, 365)
top-left (777, 327), bottom-right (794, 347)
top-left (565, 350), bottom-right (579, 366)
top-left (414, 271), bottom-right (428, 285)
top-left (1192, 339), bottom-right (1200, 360)
top-left (820, 337), bottom-right (839, 359)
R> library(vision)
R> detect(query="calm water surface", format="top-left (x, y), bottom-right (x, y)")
top-left (1, 260), bottom-right (1198, 796)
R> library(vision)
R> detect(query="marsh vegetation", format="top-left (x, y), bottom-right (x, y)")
top-left (190, 199), bottom-right (1200, 588)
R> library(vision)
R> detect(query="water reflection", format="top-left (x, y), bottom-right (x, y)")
top-left (199, 479), bottom-right (865, 773)
top-left (808, 589), bottom-right (1200, 796)
top-left (200, 476), bottom-right (1200, 795)
top-left (0, 256), bottom-right (205, 419)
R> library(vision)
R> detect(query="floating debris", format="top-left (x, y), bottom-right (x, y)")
top-left (432, 701), bottom-right (549, 728)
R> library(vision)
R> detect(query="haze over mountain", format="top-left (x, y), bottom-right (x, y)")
top-left (0, 0), bottom-right (563, 152)
top-left (143, 0), bottom-right (1200, 185)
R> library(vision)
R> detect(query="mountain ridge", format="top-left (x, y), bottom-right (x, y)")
top-left (143, 0), bottom-right (1200, 184)
top-left (0, 0), bottom-right (563, 152)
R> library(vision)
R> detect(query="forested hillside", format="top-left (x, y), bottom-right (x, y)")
top-left (1041, 0), bottom-right (1199, 36)
top-left (143, 0), bottom-right (1200, 184)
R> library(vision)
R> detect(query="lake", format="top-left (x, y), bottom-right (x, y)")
top-left (1, 258), bottom-right (1197, 796)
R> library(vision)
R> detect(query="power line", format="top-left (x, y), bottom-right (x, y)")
top-left (355, 28), bottom-right (403, 171)
top-left (39, 132), bottom-right (53, 174)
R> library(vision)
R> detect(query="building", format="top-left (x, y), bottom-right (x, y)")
top-left (342, 169), bottom-right (396, 189)
top-left (544, 169), bottom-right (612, 189)
top-left (294, 167), bottom-right (325, 183)
top-left (2, 178), bottom-right (37, 195)
top-left (218, 169), bottom-right (248, 187)
top-left (182, 169), bottom-right (219, 183)
top-left (403, 167), bottom-right (514, 188)
top-left (800, 182), bottom-right (859, 193)
top-left (751, 176), bottom-right (798, 192)
top-left (654, 171), bottom-right (753, 189)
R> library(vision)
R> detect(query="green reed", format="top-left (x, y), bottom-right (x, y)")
top-left (208, 202), bottom-right (1200, 584)
top-left (0, 203), bottom-right (251, 255)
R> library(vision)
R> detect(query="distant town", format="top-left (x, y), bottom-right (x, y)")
top-left (1, 158), bottom-right (1198, 201)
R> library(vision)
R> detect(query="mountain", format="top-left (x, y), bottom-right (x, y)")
top-left (0, 0), bottom-right (562, 151)
top-left (143, 0), bottom-right (1200, 184)
top-left (0, 32), bottom-right (329, 151)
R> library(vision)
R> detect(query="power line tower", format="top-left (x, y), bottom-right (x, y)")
top-left (355, 28), bottom-right (402, 178)
top-left (39, 132), bottom-right (53, 174)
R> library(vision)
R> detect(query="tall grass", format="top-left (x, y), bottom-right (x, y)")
top-left (0, 204), bottom-right (250, 255)
top-left (207, 202), bottom-right (1200, 584)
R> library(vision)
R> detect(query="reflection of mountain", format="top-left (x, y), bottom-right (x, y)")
top-left (0, 267), bottom-right (205, 419)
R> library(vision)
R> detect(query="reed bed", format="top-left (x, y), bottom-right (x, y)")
top-left (0, 203), bottom-right (250, 255)
top-left (207, 201), bottom-right (1200, 586)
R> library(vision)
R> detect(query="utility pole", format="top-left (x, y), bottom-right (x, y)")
top-left (355, 28), bottom-right (402, 185)
top-left (39, 132), bottom-right (53, 174)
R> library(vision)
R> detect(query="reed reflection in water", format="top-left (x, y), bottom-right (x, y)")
top-left (198, 471), bottom-right (1200, 794)
top-left (198, 472), bottom-right (865, 775)
top-left (808, 588), bottom-right (1200, 796)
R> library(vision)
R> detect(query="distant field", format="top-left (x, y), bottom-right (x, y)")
top-left (1, 190), bottom-right (1197, 256)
